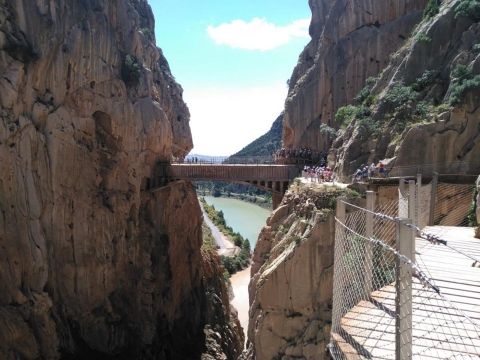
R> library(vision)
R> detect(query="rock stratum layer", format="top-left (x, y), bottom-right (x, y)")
top-left (0, 1), bottom-right (242, 359)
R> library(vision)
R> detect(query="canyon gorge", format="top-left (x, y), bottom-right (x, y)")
top-left (1, 0), bottom-right (480, 359)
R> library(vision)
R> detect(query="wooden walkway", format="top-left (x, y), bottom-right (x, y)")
top-left (332, 226), bottom-right (480, 359)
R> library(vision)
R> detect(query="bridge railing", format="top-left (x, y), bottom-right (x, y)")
top-left (181, 156), bottom-right (275, 165)
top-left (180, 155), bottom-right (326, 165)
top-left (157, 164), bottom-right (300, 182)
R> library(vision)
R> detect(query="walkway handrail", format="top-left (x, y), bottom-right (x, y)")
top-left (348, 159), bottom-right (480, 181)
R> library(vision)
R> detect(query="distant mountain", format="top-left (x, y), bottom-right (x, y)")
top-left (231, 112), bottom-right (283, 157)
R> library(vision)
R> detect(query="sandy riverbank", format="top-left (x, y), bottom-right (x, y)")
top-left (230, 266), bottom-right (251, 340)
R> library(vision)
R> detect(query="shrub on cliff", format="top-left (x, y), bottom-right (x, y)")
top-left (319, 123), bottom-right (337, 138)
top-left (121, 55), bottom-right (142, 88)
top-left (384, 84), bottom-right (419, 109)
top-left (411, 70), bottom-right (435, 91)
top-left (455, 0), bottom-right (480, 22)
top-left (354, 86), bottom-right (371, 103)
top-left (356, 117), bottom-right (381, 138)
top-left (449, 64), bottom-right (480, 105)
top-left (335, 105), bottom-right (358, 127)
top-left (417, 33), bottom-right (432, 42)
top-left (424, 0), bottom-right (442, 18)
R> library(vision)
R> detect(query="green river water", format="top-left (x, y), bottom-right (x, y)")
top-left (202, 196), bottom-right (271, 247)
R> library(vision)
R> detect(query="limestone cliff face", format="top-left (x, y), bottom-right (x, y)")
top-left (0, 1), bottom-right (241, 359)
top-left (283, 0), bottom-right (428, 151)
top-left (332, 0), bottom-right (480, 179)
top-left (285, 0), bottom-right (480, 179)
top-left (245, 188), bottom-right (340, 360)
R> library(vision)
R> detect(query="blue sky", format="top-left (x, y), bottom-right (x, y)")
top-left (151, 1), bottom-right (311, 156)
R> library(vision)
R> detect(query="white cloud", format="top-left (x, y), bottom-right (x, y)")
top-left (207, 17), bottom-right (310, 51)
top-left (185, 84), bottom-right (287, 156)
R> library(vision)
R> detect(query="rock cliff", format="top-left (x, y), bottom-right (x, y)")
top-left (284, 0), bottom-right (480, 179)
top-left (245, 185), bottom-right (357, 360)
top-left (332, 0), bottom-right (480, 179)
top-left (283, 0), bottom-right (428, 152)
top-left (0, 0), bottom-right (242, 359)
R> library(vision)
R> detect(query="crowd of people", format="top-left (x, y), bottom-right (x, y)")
top-left (273, 148), bottom-right (329, 165)
top-left (302, 165), bottom-right (333, 183)
top-left (354, 162), bottom-right (389, 181)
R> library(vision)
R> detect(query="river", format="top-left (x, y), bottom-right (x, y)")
top-left (201, 196), bottom-right (271, 339)
top-left (202, 196), bottom-right (271, 247)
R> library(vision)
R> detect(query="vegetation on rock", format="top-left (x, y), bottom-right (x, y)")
top-left (424, 0), bottom-right (442, 19)
top-left (121, 55), bottom-right (142, 88)
top-left (455, 0), bottom-right (480, 22)
top-left (319, 123), bottom-right (338, 138)
top-left (449, 64), bottom-right (480, 105)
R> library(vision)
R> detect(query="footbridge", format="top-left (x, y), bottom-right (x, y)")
top-left (150, 163), bottom-right (301, 208)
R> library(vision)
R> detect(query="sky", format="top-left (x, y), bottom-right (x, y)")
top-left (151, 1), bottom-right (312, 156)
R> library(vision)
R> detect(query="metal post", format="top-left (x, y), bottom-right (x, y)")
top-left (365, 191), bottom-right (375, 298)
top-left (429, 172), bottom-right (438, 226)
top-left (408, 180), bottom-right (416, 265)
top-left (399, 178), bottom-right (405, 195)
top-left (416, 174), bottom-right (422, 229)
top-left (408, 180), bottom-right (416, 228)
top-left (334, 197), bottom-right (347, 323)
top-left (395, 218), bottom-right (413, 360)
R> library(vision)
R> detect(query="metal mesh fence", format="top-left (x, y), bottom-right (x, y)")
top-left (331, 214), bottom-right (397, 359)
top-left (330, 199), bottom-right (480, 359)
top-left (434, 183), bottom-right (475, 227)
top-left (374, 199), bottom-right (398, 248)
top-left (418, 182), bottom-right (432, 230)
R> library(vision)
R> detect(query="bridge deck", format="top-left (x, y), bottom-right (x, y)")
top-left (332, 226), bottom-right (480, 359)
top-left (156, 164), bottom-right (299, 182)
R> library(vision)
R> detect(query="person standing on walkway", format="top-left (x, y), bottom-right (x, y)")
top-left (369, 163), bottom-right (376, 178)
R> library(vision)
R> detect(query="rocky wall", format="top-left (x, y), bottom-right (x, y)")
top-left (329, 0), bottom-right (480, 179)
top-left (0, 0), bottom-right (241, 358)
top-left (245, 188), bottom-right (337, 360)
top-left (283, 0), bottom-right (428, 151)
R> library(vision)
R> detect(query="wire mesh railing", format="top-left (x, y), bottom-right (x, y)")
top-left (386, 160), bottom-right (480, 178)
top-left (330, 191), bottom-right (480, 359)
top-left (418, 182), bottom-right (432, 230)
top-left (434, 182), bottom-right (475, 227)
top-left (374, 198), bottom-right (399, 248)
